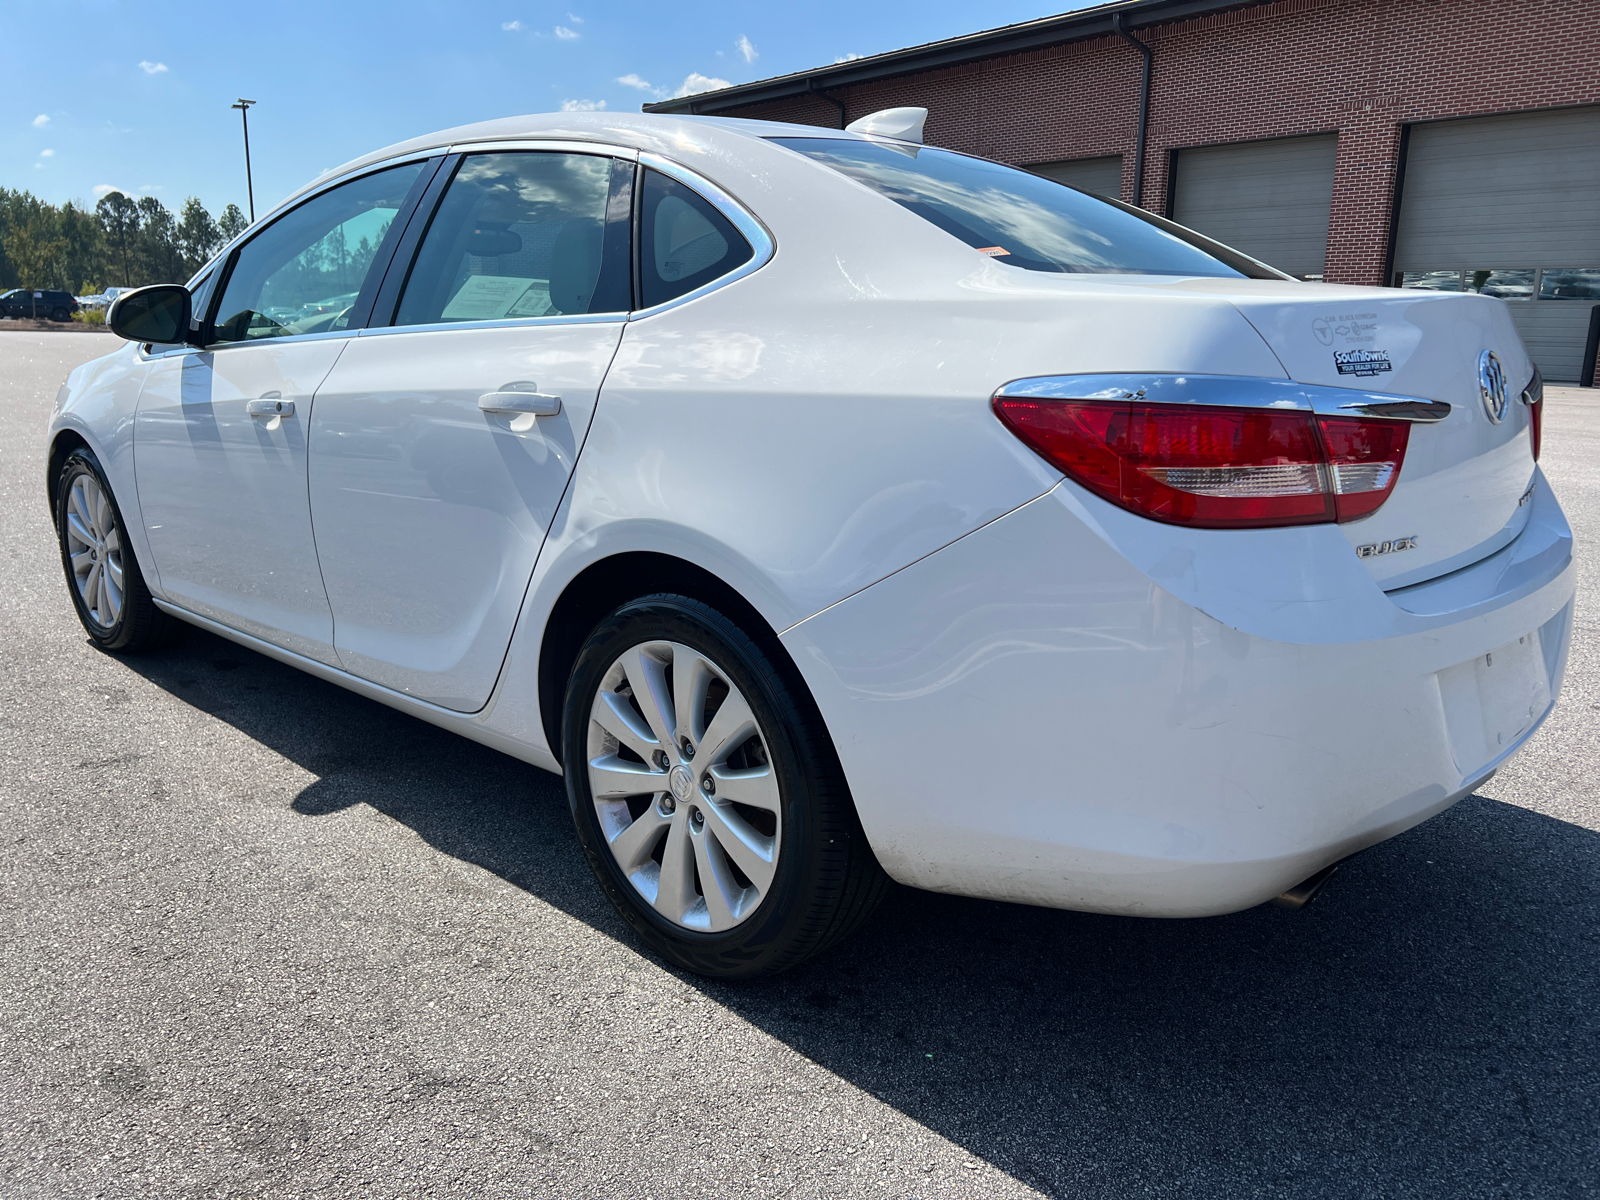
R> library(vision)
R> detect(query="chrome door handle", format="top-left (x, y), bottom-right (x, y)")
top-left (479, 391), bottom-right (561, 417)
top-left (246, 397), bottom-right (295, 418)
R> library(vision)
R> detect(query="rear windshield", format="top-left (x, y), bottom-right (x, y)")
top-left (770, 137), bottom-right (1279, 279)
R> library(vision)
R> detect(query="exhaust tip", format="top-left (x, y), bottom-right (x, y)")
top-left (1271, 862), bottom-right (1341, 910)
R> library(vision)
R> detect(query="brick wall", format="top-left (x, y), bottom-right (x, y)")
top-left (719, 0), bottom-right (1600, 324)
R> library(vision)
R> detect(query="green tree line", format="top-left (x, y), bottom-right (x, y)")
top-left (0, 188), bottom-right (248, 294)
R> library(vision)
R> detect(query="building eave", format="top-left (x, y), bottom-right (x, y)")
top-left (643, 0), bottom-right (1268, 116)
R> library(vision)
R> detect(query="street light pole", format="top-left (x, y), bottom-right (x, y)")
top-left (231, 98), bottom-right (257, 223)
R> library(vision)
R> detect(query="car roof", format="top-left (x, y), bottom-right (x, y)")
top-left (282, 111), bottom-right (876, 211)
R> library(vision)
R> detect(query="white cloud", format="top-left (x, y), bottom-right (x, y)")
top-left (93, 184), bottom-right (128, 198)
top-left (674, 73), bottom-right (731, 98)
top-left (501, 19), bottom-right (523, 30)
top-left (566, 11), bottom-right (583, 21)
top-left (138, 60), bottom-right (168, 74)
top-left (560, 98), bottom-right (605, 111)
top-left (33, 113), bottom-right (49, 128)
top-left (554, 24), bottom-right (579, 39)
top-left (834, 52), bottom-right (862, 62)
top-left (39, 149), bottom-right (54, 158)
top-left (616, 73), bottom-right (655, 91)
top-left (736, 35), bottom-right (758, 63)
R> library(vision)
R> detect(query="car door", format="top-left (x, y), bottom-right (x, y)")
top-left (307, 149), bottom-right (633, 710)
top-left (133, 160), bottom-right (433, 663)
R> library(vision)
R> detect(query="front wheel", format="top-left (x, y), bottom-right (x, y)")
top-left (563, 594), bottom-right (887, 978)
top-left (55, 448), bottom-right (175, 651)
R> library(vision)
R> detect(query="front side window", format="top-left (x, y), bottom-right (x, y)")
top-left (772, 136), bottom-right (1274, 279)
top-left (211, 161), bottom-right (424, 343)
top-left (394, 152), bottom-right (630, 326)
top-left (638, 169), bottom-right (754, 308)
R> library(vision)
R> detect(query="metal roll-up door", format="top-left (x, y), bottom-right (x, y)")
top-left (1169, 134), bottom-right (1338, 280)
top-left (1164, 133), bottom-right (1337, 281)
top-left (1392, 105), bottom-right (1600, 382)
top-left (1028, 155), bottom-right (1124, 200)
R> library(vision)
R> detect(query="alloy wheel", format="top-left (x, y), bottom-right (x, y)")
top-left (586, 640), bottom-right (781, 933)
top-left (63, 472), bottom-right (124, 629)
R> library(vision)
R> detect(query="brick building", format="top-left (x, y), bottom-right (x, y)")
top-left (647, 0), bottom-right (1600, 382)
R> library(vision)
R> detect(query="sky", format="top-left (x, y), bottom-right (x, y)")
top-left (2, 0), bottom-right (1095, 219)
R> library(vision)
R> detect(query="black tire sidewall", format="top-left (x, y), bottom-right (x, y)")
top-left (563, 596), bottom-right (840, 978)
top-left (56, 449), bottom-right (135, 649)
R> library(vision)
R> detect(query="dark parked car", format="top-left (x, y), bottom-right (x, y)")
top-left (0, 288), bottom-right (79, 322)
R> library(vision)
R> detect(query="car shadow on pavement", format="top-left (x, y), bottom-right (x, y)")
top-left (119, 627), bottom-right (1600, 1198)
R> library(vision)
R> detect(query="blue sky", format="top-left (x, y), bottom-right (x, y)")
top-left (3, 0), bottom-right (1092, 218)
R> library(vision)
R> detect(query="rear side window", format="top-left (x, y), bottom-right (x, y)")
top-left (771, 136), bottom-right (1276, 279)
top-left (395, 152), bottom-right (631, 326)
top-left (638, 169), bottom-right (754, 309)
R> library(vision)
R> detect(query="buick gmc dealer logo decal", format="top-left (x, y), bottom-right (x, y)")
top-left (1334, 349), bottom-right (1393, 377)
top-left (1313, 311), bottom-right (1394, 377)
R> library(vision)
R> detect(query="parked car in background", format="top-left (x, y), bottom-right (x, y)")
top-left (75, 287), bottom-right (134, 313)
top-left (47, 109), bottom-right (1573, 978)
top-left (1, 288), bottom-right (79, 321)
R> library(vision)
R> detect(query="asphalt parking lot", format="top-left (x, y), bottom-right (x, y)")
top-left (2, 330), bottom-right (1597, 1199)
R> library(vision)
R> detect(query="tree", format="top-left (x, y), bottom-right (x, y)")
top-left (57, 202), bottom-right (105, 292)
top-left (95, 191), bottom-right (140, 287)
top-left (217, 203), bottom-right (249, 244)
top-left (2, 215), bottom-right (67, 298)
top-left (177, 197), bottom-right (221, 276)
top-left (135, 195), bottom-right (183, 284)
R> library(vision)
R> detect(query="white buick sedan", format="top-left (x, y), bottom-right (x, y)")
top-left (50, 109), bottom-right (1572, 977)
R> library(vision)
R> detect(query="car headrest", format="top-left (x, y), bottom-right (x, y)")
top-left (547, 219), bottom-right (604, 315)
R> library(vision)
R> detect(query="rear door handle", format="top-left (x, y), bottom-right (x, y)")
top-left (478, 390), bottom-right (561, 417)
top-left (246, 397), bottom-right (295, 418)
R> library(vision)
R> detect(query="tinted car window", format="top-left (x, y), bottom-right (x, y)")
top-left (771, 137), bottom-right (1275, 279)
top-left (638, 169), bottom-right (754, 308)
top-left (394, 152), bottom-right (630, 326)
top-left (211, 161), bottom-right (424, 344)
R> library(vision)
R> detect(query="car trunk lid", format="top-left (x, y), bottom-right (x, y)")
top-left (1228, 285), bottom-right (1539, 589)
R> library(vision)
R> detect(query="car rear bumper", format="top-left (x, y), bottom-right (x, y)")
top-left (781, 469), bottom-right (1575, 917)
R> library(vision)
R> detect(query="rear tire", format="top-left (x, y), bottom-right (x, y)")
top-left (563, 593), bottom-right (887, 978)
top-left (51, 306), bottom-right (70, 323)
top-left (55, 448), bottom-right (176, 652)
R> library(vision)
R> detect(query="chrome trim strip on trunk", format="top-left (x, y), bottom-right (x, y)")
top-left (994, 374), bottom-right (1453, 422)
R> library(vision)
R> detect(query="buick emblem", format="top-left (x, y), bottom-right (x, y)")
top-left (1478, 350), bottom-right (1508, 424)
top-left (668, 764), bottom-right (694, 802)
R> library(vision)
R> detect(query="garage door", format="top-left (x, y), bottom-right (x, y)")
top-left (1169, 134), bottom-right (1338, 280)
top-left (1028, 155), bottom-right (1123, 200)
top-left (1392, 105), bottom-right (1600, 382)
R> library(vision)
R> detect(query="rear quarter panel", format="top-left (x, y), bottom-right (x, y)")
top-left (479, 138), bottom-right (1290, 759)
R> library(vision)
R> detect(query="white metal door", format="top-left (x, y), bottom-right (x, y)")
top-left (307, 322), bottom-right (623, 710)
top-left (1393, 105), bottom-right (1600, 382)
top-left (133, 339), bottom-right (347, 663)
top-left (1028, 155), bottom-right (1124, 199)
top-left (1170, 134), bottom-right (1338, 280)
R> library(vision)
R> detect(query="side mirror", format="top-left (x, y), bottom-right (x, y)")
top-left (108, 285), bottom-right (193, 345)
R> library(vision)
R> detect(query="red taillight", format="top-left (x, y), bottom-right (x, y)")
top-left (1523, 364), bottom-right (1544, 462)
top-left (992, 397), bottom-right (1408, 529)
